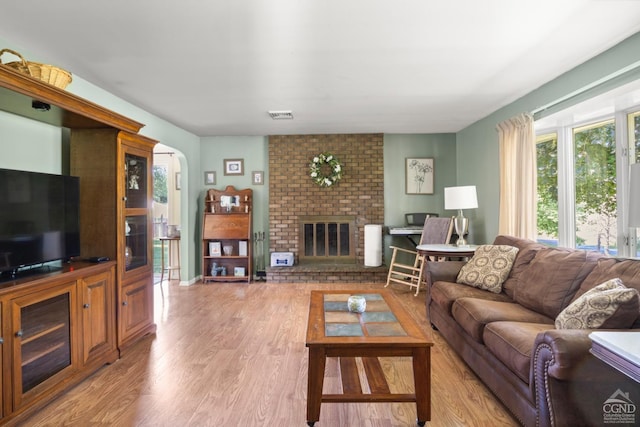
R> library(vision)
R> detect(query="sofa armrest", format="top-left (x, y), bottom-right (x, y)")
top-left (532, 329), bottom-right (597, 381)
top-left (532, 328), bottom-right (640, 427)
top-left (533, 328), bottom-right (640, 381)
top-left (424, 260), bottom-right (466, 285)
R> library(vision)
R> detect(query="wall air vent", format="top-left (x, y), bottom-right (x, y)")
top-left (268, 110), bottom-right (294, 120)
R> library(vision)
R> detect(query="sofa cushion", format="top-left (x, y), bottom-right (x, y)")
top-left (483, 321), bottom-right (554, 384)
top-left (452, 298), bottom-right (554, 343)
top-left (456, 245), bottom-right (519, 293)
top-left (493, 235), bottom-right (547, 299)
top-left (572, 257), bottom-right (640, 327)
top-left (555, 278), bottom-right (639, 329)
top-left (430, 281), bottom-right (513, 315)
top-left (514, 248), bottom-right (603, 318)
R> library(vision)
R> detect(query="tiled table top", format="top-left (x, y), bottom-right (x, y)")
top-left (323, 293), bottom-right (408, 337)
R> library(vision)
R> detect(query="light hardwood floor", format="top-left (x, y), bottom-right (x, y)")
top-left (25, 281), bottom-right (518, 426)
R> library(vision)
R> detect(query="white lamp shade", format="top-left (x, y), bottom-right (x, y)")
top-left (445, 185), bottom-right (478, 210)
top-left (629, 163), bottom-right (640, 227)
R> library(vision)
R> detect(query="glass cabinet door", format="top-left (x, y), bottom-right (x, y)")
top-left (12, 283), bottom-right (75, 408)
top-left (19, 292), bottom-right (71, 393)
top-left (124, 153), bottom-right (148, 209)
top-left (125, 215), bottom-right (148, 271)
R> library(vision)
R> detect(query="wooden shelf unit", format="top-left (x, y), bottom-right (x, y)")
top-left (0, 64), bottom-right (154, 423)
top-left (202, 186), bottom-right (253, 283)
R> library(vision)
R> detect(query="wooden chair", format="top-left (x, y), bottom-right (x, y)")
top-left (385, 216), bottom-right (454, 296)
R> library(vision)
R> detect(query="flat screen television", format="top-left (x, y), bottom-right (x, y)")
top-left (0, 168), bottom-right (80, 279)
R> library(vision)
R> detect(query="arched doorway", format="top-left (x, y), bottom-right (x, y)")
top-left (152, 143), bottom-right (182, 288)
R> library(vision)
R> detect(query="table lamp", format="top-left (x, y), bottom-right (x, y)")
top-left (445, 185), bottom-right (478, 246)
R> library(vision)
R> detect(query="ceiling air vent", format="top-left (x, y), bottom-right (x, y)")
top-left (268, 110), bottom-right (294, 120)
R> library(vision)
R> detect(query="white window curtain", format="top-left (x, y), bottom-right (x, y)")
top-left (497, 113), bottom-right (537, 239)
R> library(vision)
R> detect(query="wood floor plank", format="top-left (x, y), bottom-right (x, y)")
top-left (22, 281), bottom-right (518, 427)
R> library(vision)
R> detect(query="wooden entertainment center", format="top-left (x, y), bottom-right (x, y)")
top-left (0, 65), bottom-right (156, 423)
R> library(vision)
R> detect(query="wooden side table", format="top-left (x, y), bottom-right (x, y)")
top-left (159, 236), bottom-right (181, 286)
top-left (416, 244), bottom-right (477, 323)
top-left (415, 243), bottom-right (478, 260)
top-left (590, 331), bottom-right (640, 382)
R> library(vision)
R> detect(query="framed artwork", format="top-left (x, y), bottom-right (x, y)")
top-left (209, 241), bottom-right (221, 257)
top-left (405, 158), bottom-right (434, 194)
top-left (204, 171), bottom-right (216, 185)
top-left (220, 195), bottom-right (239, 207)
top-left (175, 172), bottom-right (181, 190)
top-left (224, 159), bottom-right (244, 176)
top-left (252, 170), bottom-right (264, 185)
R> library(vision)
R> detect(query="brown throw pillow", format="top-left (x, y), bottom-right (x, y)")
top-left (456, 245), bottom-right (519, 293)
top-left (555, 278), bottom-right (639, 329)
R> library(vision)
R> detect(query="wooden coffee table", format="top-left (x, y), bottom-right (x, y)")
top-left (305, 289), bottom-right (432, 426)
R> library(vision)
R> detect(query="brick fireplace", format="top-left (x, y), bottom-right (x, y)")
top-left (267, 134), bottom-right (387, 283)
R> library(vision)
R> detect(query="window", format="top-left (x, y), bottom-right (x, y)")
top-left (630, 111), bottom-right (640, 162)
top-left (573, 120), bottom-right (616, 253)
top-left (628, 111), bottom-right (640, 256)
top-left (536, 133), bottom-right (558, 245)
top-left (536, 106), bottom-right (640, 256)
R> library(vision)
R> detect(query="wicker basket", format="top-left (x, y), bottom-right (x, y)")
top-left (0, 48), bottom-right (72, 89)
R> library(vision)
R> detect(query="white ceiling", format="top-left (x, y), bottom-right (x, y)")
top-left (2, 1), bottom-right (640, 136)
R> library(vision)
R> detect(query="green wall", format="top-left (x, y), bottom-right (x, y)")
top-left (0, 36), bottom-right (203, 283)
top-left (198, 134), bottom-right (456, 268)
top-left (199, 136), bottom-right (269, 274)
top-left (0, 111), bottom-right (62, 172)
top-left (383, 133), bottom-right (457, 260)
top-left (67, 82), bottom-right (203, 283)
top-left (3, 30), bottom-right (640, 280)
top-left (456, 31), bottom-right (640, 244)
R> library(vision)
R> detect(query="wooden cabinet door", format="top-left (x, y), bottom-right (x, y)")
top-left (118, 276), bottom-right (154, 348)
top-left (203, 213), bottom-right (251, 239)
top-left (10, 282), bottom-right (77, 410)
top-left (116, 132), bottom-right (157, 352)
top-left (80, 267), bottom-right (116, 365)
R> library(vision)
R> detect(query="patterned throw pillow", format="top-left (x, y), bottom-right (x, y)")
top-left (456, 245), bottom-right (519, 293)
top-left (555, 278), bottom-right (640, 329)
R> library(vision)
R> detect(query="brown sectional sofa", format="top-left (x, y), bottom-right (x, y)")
top-left (426, 235), bottom-right (640, 427)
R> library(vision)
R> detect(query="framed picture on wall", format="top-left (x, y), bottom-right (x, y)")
top-left (252, 171), bottom-right (264, 185)
top-left (204, 171), bottom-right (216, 185)
top-left (405, 158), bottom-right (434, 194)
top-left (224, 159), bottom-right (244, 176)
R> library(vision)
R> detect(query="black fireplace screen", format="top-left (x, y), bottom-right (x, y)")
top-left (300, 216), bottom-right (355, 263)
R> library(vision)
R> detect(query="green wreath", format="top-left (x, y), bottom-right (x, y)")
top-left (309, 152), bottom-right (342, 187)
